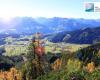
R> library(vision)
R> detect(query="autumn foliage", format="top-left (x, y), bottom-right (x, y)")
top-left (51, 58), bottom-right (62, 71)
top-left (87, 62), bottom-right (95, 73)
top-left (33, 33), bottom-right (45, 57)
top-left (35, 46), bottom-right (45, 57)
top-left (0, 67), bottom-right (22, 80)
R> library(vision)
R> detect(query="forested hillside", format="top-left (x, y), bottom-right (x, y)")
top-left (47, 27), bottom-right (100, 44)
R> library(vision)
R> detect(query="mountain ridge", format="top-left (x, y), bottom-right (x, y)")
top-left (0, 17), bottom-right (100, 34)
top-left (46, 27), bottom-right (100, 44)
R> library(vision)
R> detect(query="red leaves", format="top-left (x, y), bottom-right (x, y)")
top-left (35, 46), bottom-right (45, 57)
top-left (33, 32), bottom-right (45, 57)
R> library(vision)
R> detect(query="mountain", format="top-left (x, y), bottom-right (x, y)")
top-left (0, 17), bottom-right (100, 34)
top-left (46, 27), bottom-right (100, 44)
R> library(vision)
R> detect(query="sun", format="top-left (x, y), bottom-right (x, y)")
top-left (2, 16), bottom-right (12, 23)
top-left (3, 16), bottom-right (11, 21)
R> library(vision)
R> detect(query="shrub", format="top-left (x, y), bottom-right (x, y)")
top-left (69, 72), bottom-right (85, 80)
top-left (87, 62), bottom-right (95, 73)
top-left (66, 59), bottom-right (82, 73)
top-left (85, 70), bottom-right (100, 80)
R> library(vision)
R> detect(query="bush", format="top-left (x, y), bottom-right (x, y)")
top-left (69, 72), bottom-right (85, 80)
top-left (66, 59), bottom-right (82, 73)
top-left (86, 62), bottom-right (95, 73)
top-left (85, 70), bottom-right (100, 80)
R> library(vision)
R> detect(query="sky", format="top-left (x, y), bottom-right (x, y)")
top-left (0, 0), bottom-right (100, 19)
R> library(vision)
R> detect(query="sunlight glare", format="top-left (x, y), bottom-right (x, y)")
top-left (2, 17), bottom-right (12, 23)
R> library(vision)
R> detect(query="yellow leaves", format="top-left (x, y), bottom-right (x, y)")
top-left (0, 67), bottom-right (22, 80)
top-left (51, 58), bottom-right (62, 71)
top-left (87, 62), bottom-right (95, 73)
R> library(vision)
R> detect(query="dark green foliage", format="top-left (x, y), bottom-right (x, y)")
top-left (0, 63), bottom-right (14, 71)
top-left (20, 42), bottom-right (48, 80)
top-left (0, 47), bottom-right (5, 55)
top-left (48, 27), bottom-right (100, 44)
top-left (21, 61), bottom-right (39, 80)
top-left (0, 55), bottom-right (14, 71)
top-left (84, 70), bottom-right (100, 80)
top-left (26, 42), bottom-right (35, 61)
top-left (10, 55), bottom-right (25, 69)
top-left (61, 53), bottom-right (73, 68)
top-left (76, 43), bottom-right (100, 65)
top-left (0, 54), bottom-right (25, 71)
top-left (69, 72), bottom-right (85, 80)
top-left (35, 68), bottom-right (100, 80)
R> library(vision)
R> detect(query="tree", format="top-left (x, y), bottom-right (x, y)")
top-left (21, 32), bottom-right (46, 80)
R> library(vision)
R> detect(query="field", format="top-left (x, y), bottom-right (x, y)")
top-left (5, 45), bottom-right (28, 56)
top-left (45, 42), bottom-right (89, 53)
top-left (3, 40), bottom-right (89, 56)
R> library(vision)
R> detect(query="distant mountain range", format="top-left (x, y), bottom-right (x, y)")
top-left (0, 17), bottom-right (100, 34)
top-left (46, 27), bottom-right (100, 44)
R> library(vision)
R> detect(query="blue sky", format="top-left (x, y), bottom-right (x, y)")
top-left (0, 0), bottom-right (100, 19)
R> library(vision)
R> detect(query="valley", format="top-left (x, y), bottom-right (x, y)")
top-left (0, 18), bottom-right (100, 80)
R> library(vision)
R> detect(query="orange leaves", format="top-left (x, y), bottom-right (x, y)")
top-left (51, 58), bottom-right (62, 71)
top-left (35, 46), bottom-right (45, 57)
top-left (32, 32), bottom-right (45, 57)
top-left (0, 72), bottom-right (5, 80)
top-left (0, 67), bottom-right (22, 80)
top-left (87, 62), bottom-right (95, 73)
